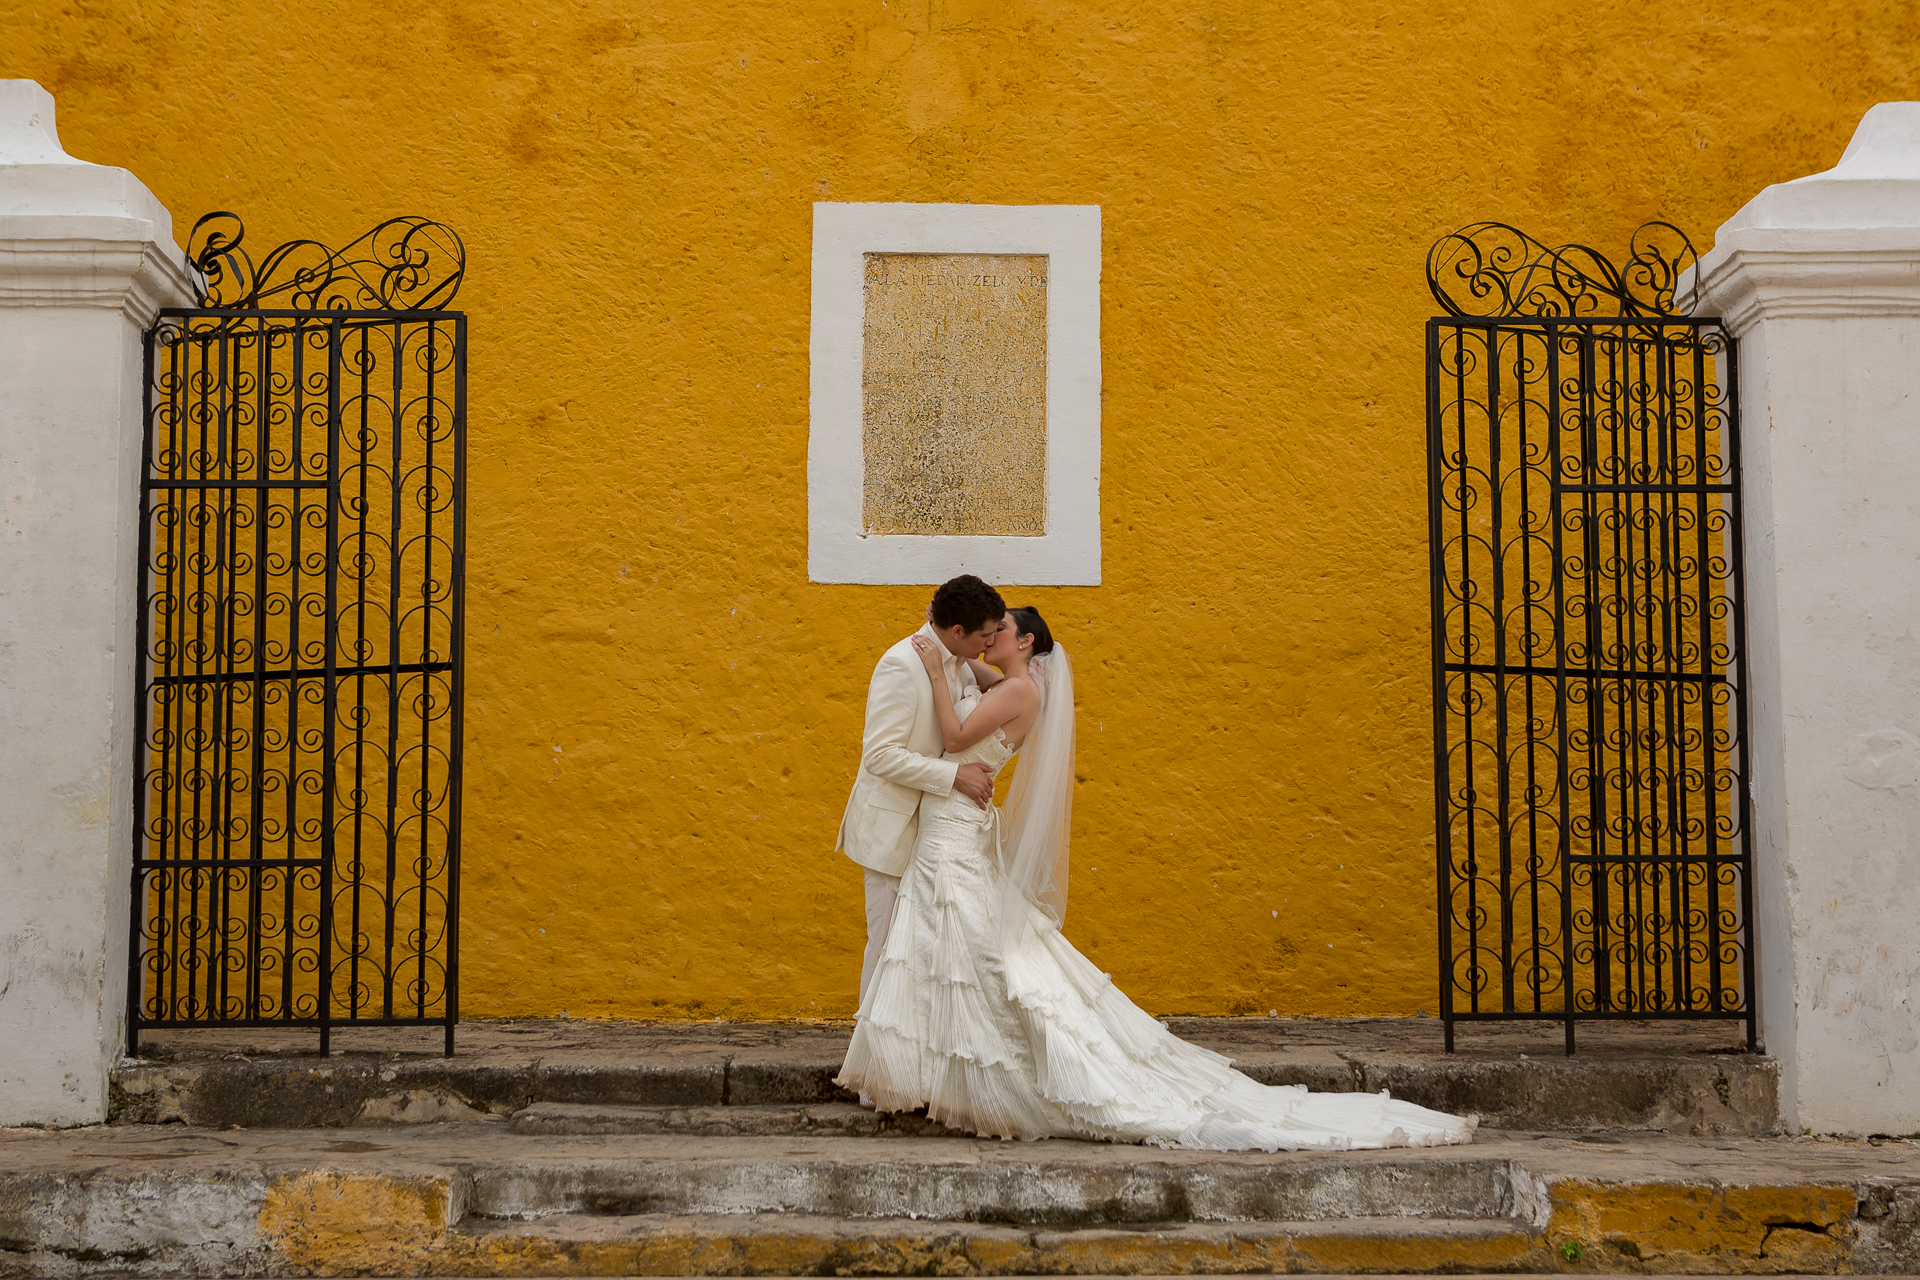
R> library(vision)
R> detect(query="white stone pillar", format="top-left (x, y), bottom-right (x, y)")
top-left (1693, 102), bottom-right (1920, 1135)
top-left (0, 81), bottom-right (195, 1125)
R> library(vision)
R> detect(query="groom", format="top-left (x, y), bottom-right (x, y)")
top-left (838, 574), bottom-right (1006, 1007)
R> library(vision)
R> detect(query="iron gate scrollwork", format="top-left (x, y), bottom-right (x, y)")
top-left (1424, 222), bottom-right (1755, 1054)
top-left (130, 214), bottom-right (467, 1055)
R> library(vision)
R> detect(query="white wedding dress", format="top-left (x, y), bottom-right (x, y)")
top-left (837, 691), bottom-right (1476, 1151)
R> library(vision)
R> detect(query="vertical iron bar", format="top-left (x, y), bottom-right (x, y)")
top-left (320, 319), bottom-right (342, 1057)
top-left (128, 319), bottom-right (161, 1055)
top-left (1723, 331), bottom-right (1758, 1049)
top-left (1491, 330), bottom-right (1516, 1015)
top-left (180, 330), bottom-right (202, 1019)
top-left (1546, 324), bottom-right (1575, 1055)
top-left (188, 328), bottom-right (214, 1020)
top-left (1658, 328), bottom-right (1684, 1014)
top-left (348, 323), bottom-right (369, 1023)
top-left (1642, 326), bottom-right (1660, 1011)
top-left (385, 318), bottom-right (404, 1020)
top-left (1580, 327), bottom-right (1604, 1040)
top-left (1463, 324), bottom-right (1494, 1019)
top-left (1454, 323), bottom-right (1479, 1022)
top-left (285, 320), bottom-right (305, 1025)
top-left (1516, 329), bottom-right (1540, 1014)
top-left (446, 314), bottom-right (467, 1056)
top-left (1426, 319), bottom-right (1456, 1051)
top-left (212, 326), bottom-right (235, 1023)
top-left (248, 321), bottom-right (271, 1020)
top-left (166, 330), bottom-right (195, 1025)
top-left (1628, 328), bottom-right (1643, 1013)
top-left (417, 319), bottom-right (433, 1022)
top-left (1596, 328), bottom-right (1620, 1016)
top-left (1489, 326), bottom-right (1512, 1016)
top-left (1691, 324), bottom-right (1716, 1016)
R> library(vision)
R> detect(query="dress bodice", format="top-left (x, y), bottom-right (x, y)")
top-left (947, 690), bottom-right (1015, 773)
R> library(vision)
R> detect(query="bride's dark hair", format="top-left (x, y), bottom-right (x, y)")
top-left (1010, 606), bottom-right (1055, 656)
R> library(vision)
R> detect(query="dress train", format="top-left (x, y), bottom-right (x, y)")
top-left (837, 712), bottom-right (1476, 1151)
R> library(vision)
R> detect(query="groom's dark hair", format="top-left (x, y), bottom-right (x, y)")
top-left (930, 575), bottom-right (1007, 634)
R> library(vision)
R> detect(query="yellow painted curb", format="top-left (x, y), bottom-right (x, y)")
top-left (249, 1171), bottom-right (1873, 1275)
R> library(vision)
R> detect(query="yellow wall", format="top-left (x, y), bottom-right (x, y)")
top-left (6, 1), bottom-right (1915, 1020)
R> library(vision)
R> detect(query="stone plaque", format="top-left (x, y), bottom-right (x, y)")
top-left (861, 252), bottom-right (1048, 536)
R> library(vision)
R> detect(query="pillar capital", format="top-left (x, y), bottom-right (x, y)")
top-left (1692, 103), bottom-right (1920, 331)
top-left (0, 79), bottom-right (197, 325)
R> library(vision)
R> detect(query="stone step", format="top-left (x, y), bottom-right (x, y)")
top-left (453, 1210), bottom-right (1542, 1275)
top-left (110, 1016), bottom-right (1779, 1136)
top-left (507, 1100), bottom-right (968, 1138)
top-left (457, 1135), bottom-right (1524, 1224)
top-left (108, 1052), bottom-right (850, 1128)
top-left (4, 1123), bottom-right (1910, 1276)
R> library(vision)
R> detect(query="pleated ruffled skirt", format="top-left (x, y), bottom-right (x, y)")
top-left (837, 793), bottom-right (1477, 1151)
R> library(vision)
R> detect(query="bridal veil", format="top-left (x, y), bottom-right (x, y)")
top-left (997, 646), bottom-right (1076, 933)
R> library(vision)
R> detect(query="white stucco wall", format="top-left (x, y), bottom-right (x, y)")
top-left (1692, 101), bottom-right (1920, 1135)
top-left (0, 80), bottom-right (194, 1125)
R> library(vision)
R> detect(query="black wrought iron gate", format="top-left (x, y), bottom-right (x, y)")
top-left (1424, 223), bottom-right (1755, 1054)
top-left (129, 215), bottom-right (466, 1055)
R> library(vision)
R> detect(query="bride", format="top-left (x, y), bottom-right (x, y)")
top-left (837, 607), bottom-right (1475, 1150)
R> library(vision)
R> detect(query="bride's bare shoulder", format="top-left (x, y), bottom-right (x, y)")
top-left (993, 675), bottom-right (1043, 706)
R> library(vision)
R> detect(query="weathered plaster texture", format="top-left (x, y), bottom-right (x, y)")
top-left (1693, 102), bottom-right (1920, 1135)
top-left (0, 80), bottom-right (194, 1124)
top-left (4, 5), bottom-right (1917, 1024)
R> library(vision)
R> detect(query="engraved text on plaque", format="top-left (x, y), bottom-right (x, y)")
top-left (861, 252), bottom-right (1048, 536)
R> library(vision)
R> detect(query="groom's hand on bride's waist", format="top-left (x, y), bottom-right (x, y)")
top-left (954, 763), bottom-right (995, 809)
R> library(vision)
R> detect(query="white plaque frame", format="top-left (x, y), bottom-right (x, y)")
top-left (809, 202), bottom-right (1102, 585)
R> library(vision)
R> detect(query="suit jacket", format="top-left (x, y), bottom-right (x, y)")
top-left (837, 623), bottom-right (979, 877)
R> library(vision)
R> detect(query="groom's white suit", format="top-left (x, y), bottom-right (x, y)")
top-left (838, 622), bottom-right (978, 1000)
